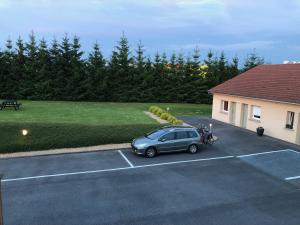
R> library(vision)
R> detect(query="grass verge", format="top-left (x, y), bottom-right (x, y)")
top-left (0, 122), bottom-right (161, 153)
top-left (0, 101), bottom-right (211, 153)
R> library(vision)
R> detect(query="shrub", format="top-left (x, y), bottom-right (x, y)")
top-left (149, 106), bottom-right (155, 113)
top-left (167, 115), bottom-right (176, 123)
top-left (153, 107), bottom-right (160, 114)
top-left (173, 120), bottom-right (183, 125)
top-left (156, 109), bottom-right (166, 116)
top-left (160, 112), bottom-right (170, 120)
top-left (149, 105), bottom-right (182, 125)
top-left (149, 106), bottom-right (159, 113)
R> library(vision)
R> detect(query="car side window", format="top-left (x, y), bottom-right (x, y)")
top-left (176, 131), bottom-right (188, 140)
top-left (160, 132), bottom-right (175, 141)
top-left (188, 131), bottom-right (198, 138)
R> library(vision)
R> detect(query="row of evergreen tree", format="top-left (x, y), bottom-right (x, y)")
top-left (0, 33), bottom-right (264, 103)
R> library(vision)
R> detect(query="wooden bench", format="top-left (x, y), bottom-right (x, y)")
top-left (0, 100), bottom-right (22, 111)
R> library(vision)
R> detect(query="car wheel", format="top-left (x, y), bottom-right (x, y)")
top-left (188, 144), bottom-right (198, 154)
top-left (145, 147), bottom-right (156, 158)
top-left (207, 136), bottom-right (215, 144)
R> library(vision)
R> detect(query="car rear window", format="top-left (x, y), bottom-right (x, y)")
top-left (188, 131), bottom-right (198, 138)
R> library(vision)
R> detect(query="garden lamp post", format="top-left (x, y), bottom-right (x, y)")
top-left (0, 174), bottom-right (3, 225)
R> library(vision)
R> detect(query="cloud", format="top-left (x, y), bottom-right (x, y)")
top-left (0, 0), bottom-right (300, 63)
top-left (0, 0), bottom-right (11, 8)
top-left (176, 40), bottom-right (278, 51)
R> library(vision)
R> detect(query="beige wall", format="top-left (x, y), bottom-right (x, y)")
top-left (212, 93), bottom-right (300, 145)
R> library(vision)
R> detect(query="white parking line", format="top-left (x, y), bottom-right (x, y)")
top-left (237, 149), bottom-right (293, 158)
top-left (134, 155), bottom-right (234, 168)
top-left (2, 166), bottom-right (132, 182)
top-left (287, 149), bottom-right (300, 154)
top-left (118, 150), bottom-right (134, 167)
top-left (2, 149), bottom-right (299, 183)
top-left (285, 175), bottom-right (300, 181)
top-left (2, 155), bottom-right (234, 183)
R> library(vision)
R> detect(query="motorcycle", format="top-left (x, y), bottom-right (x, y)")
top-left (197, 124), bottom-right (214, 145)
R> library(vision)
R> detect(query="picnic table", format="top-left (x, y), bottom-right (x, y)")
top-left (0, 100), bottom-right (22, 110)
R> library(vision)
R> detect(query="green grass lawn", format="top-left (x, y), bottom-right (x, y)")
top-left (0, 101), bottom-right (211, 153)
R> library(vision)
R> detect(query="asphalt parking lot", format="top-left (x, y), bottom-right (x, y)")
top-left (1, 117), bottom-right (300, 225)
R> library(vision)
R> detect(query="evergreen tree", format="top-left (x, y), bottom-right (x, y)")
top-left (35, 38), bottom-right (52, 99)
top-left (0, 32), bottom-right (265, 103)
top-left (50, 37), bottom-right (61, 99)
top-left (69, 36), bottom-right (85, 100)
top-left (86, 43), bottom-right (106, 100)
top-left (110, 34), bottom-right (133, 101)
top-left (0, 49), bottom-right (4, 98)
top-left (24, 32), bottom-right (39, 99)
top-left (132, 41), bottom-right (147, 101)
top-left (244, 50), bottom-right (264, 72)
top-left (158, 52), bottom-right (169, 102)
top-left (229, 56), bottom-right (239, 79)
top-left (218, 51), bottom-right (228, 83)
top-left (57, 34), bottom-right (73, 100)
top-left (152, 52), bottom-right (163, 100)
top-left (204, 51), bottom-right (219, 88)
top-left (174, 52), bottom-right (186, 102)
top-left (14, 37), bottom-right (27, 99)
top-left (185, 48), bottom-right (207, 103)
top-left (1, 38), bottom-right (15, 99)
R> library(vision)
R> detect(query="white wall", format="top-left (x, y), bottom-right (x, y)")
top-left (212, 93), bottom-right (300, 144)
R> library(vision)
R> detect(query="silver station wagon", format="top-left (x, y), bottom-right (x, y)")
top-left (131, 126), bottom-right (205, 158)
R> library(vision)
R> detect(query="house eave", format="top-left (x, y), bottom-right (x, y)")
top-left (212, 92), bottom-right (300, 107)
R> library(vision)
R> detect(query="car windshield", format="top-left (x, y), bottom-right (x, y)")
top-left (146, 129), bottom-right (166, 139)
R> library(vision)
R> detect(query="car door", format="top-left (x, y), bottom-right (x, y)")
top-left (174, 131), bottom-right (190, 150)
top-left (157, 132), bottom-right (176, 152)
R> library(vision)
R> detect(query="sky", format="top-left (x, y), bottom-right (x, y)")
top-left (0, 0), bottom-right (300, 64)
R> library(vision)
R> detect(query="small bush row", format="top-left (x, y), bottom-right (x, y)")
top-left (149, 106), bottom-right (183, 125)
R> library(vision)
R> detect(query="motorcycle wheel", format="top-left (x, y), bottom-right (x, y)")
top-left (207, 136), bottom-right (214, 144)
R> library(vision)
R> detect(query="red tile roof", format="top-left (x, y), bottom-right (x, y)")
top-left (209, 64), bottom-right (300, 105)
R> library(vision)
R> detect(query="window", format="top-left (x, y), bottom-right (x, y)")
top-left (146, 129), bottom-right (166, 139)
top-left (159, 132), bottom-right (175, 141)
top-left (176, 131), bottom-right (188, 140)
top-left (188, 131), bottom-right (198, 138)
top-left (252, 106), bottom-right (261, 120)
top-left (286, 111), bottom-right (295, 129)
top-left (222, 100), bottom-right (229, 112)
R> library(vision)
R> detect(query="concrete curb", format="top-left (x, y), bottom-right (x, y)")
top-left (0, 143), bottom-right (131, 159)
top-left (143, 111), bottom-right (168, 124)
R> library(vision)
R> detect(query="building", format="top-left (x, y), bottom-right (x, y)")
top-left (209, 64), bottom-right (300, 145)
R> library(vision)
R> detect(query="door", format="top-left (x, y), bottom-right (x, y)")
top-left (240, 104), bottom-right (248, 128)
top-left (296, 113), bottom-right (300, 145)
top-left (229, 102), bottom-right (236, 125)
top-left (157, 132), bottom-right (176, 152)
top-left (174, 131), bottom-right (190, 151)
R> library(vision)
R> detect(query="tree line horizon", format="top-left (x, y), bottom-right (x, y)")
top-left (0, 32), bottom-right (264, 103)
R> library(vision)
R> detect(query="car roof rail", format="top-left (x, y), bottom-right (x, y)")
top-left (162, 125), bottom-right (193, 129)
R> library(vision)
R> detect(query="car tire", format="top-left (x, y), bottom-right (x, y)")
top-left (145, 147), bottom-right (156, 158)
top-left (207, 136), bottom-right (215, 144)
top-left (188, 144), bottom-right (198, 154)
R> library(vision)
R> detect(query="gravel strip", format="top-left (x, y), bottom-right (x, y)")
top-left (144, 111), bottom-right (192, 127)
top-left (143, 111), bottom-right (168, 124)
